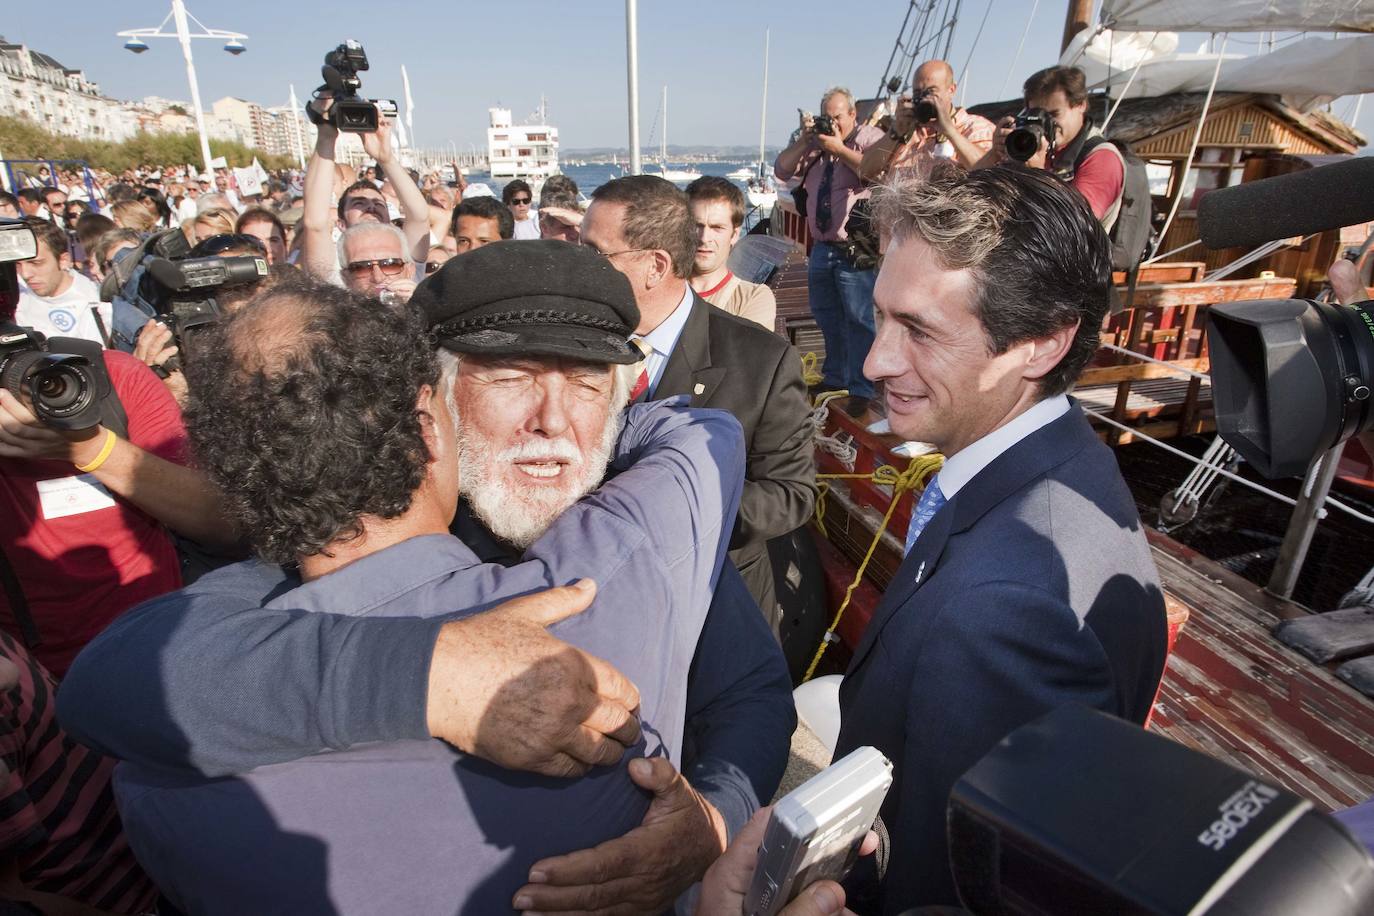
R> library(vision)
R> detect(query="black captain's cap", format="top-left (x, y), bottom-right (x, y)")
top-left (412, 239), bottom-right (642, 364)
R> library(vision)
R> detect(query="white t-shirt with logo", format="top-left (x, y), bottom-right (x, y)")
top-left (16, 272), bottom-right (111, 346)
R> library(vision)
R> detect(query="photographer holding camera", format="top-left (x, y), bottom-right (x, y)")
top-left (860, 60), bottom-right (996, 181)
top-left (0, 222), bottom-right (235, 677)
top-left (300, 42), bottom-right (429, 296)
top-left (977, 66), bottom-right (1125, 229)
top-left (773, 87), bottom-right (884, 413)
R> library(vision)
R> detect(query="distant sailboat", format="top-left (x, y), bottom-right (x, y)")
top-left (654, 86), bottom-right (701, 183)
top-left (747, 30), bottom-right (776, 215)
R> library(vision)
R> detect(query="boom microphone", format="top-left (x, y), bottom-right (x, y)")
top-left (1197, 156), bottom-right (1374, 250)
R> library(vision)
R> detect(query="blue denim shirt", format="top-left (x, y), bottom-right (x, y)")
top-left (61, 402), bottom-right (754, 914)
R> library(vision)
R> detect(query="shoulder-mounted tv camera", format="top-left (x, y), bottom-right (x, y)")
top-left (101, 229), bottom-right (267, 372)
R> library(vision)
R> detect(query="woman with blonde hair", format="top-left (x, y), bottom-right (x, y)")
top-left (110, 199), bottom-right (159, 233)
top-left (190, 207), bottom-right (238, 244)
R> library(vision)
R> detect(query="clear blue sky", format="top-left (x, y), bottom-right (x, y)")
top-left (8, 1), bottom-right (1371, 152)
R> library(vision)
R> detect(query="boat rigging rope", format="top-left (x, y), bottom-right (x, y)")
top-left (806, 440), bottom-right (944, 682)
top-left (1144, 33), bottom-right (1229, 264)
top-left (1083, 407), bottom-right (1374, 525)
top-left (1101, 31), bottom-right (1159, 132)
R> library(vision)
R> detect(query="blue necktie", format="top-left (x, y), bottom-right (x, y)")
top-left (904, 478), bottom-right (946, 556)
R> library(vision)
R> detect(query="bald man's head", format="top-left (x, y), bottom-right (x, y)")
top-left (913, 59), bottom-right (958, 116)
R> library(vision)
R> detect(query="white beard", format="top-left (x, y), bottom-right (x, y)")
top-left (458, 410), bottom-right (623, 550)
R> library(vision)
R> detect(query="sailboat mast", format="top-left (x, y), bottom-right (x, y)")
top-left (758, 29), bottom-right (769, 169)
top-left (662, 85), bottom-right (668, 164)
top-left (1061, 0), bottom-right (1092, 53)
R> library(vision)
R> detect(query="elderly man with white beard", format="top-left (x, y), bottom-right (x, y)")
top-left (59, 242), bottom-right (796, 915)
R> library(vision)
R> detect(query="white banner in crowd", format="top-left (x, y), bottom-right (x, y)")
top-left (233, 167), bottom-right (262, 197)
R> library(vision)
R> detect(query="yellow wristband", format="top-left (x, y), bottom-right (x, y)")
top-left (74, 429), bottom-right (117, 474)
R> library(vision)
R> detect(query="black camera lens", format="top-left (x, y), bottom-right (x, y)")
top-left (813, 115), bottom-right (835, 138)
top-left (1208, 299), bottom-right (1374, 478)
top-left (1005, 126), bottom-right (1043, 162)
top-left (913, 91), bottom-right (939, 123)
top-left (0, 351), bottom-right (100, 430)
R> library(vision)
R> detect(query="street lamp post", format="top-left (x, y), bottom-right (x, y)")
top-left (117, 0), bottom-right (248, 178)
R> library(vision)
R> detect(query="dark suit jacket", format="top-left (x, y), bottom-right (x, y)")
top-left (834, 403), bottom-right (1167, 914)
top-left (651, 292), bottom-right (817, 617)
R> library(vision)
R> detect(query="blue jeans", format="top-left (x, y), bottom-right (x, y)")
top-left (807, 241), bottom-right (877, 399)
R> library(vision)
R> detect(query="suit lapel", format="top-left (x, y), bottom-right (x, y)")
top-left (844, 403), bottom-right (1098, 675)
top-left (654, 294), bottom-right (717, 405)
top-left (846, 499), bottom-right (955, 673)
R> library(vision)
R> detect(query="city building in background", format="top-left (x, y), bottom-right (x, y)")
top-left (0, 36), bottom-right (128, 141)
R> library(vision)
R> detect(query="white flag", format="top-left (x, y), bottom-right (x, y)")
top-left (401, 65), bottom-right (415, 138)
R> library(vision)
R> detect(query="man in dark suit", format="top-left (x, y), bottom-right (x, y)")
top-left (579, 175), bottom-right (817, 626)
top-left (835, 164), bottom-right (1168, 914)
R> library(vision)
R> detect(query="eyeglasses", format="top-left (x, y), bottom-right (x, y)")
top-left (345, 257), bottom-right (409, 278)
top-left (510, 197), bottom-right (532, 205)
top-left (424, 260), bottom-right (443, 274)
top-left (583, 243), bottom-right (652, 260)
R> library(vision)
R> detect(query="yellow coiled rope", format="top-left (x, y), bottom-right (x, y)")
top-left (800, 351), bottom-right (824, 388)
top-left (803, 453), bottom-right (943, 682)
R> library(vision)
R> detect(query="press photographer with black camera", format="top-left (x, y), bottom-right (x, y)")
top-left (859, 59), bottom-right (996, 181)
top-left (977, 66), bottom-right (1125, 229)
top-left (299, 40), bottom-right (428, 297)
top-left (773, 87), bottom-right (885, 414)
top-left (0, 219), bottom-right (234, 677)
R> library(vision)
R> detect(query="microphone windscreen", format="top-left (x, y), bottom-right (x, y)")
top-left (1197, 157), bottom-right (1374, 250)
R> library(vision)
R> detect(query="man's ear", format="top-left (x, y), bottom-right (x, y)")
top-left (415, 383), bottom-right (440, 459)
top-left (58, 249), bottom-right (73, 272)
top-left (1021, 319), bottom-right (1079, 382)
top-left (645, 249), bottom-right (674, 288)
top-left (730, 226), bottom-right (742, 249)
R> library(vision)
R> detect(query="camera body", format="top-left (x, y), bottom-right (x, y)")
top-left (142, 255), bottom-right (268, 372)
top-left (1006, 108), bottom-right (1059, 162)
top-left (912, 87), bottom-right (940, 124)
top-left (812, 114), bottom-right (836, 139)
top-left (102, 229), bottom-right (267, 367)
top-left (0, 323), bottom-right (107, 431)
top-left (310, 40), bottom-right (398, 133)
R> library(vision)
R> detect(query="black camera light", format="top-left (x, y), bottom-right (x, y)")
top-left (1207, 299), bottom-right (1374, 479)
top-left (0, 323), bottom-right (104, 430)
top-left (1005, 108), bottom-right (1057, 163)
top-left (948, 705), bottom-right (1374, 915)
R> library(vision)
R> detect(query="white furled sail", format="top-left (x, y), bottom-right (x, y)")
top-left (1098, 0), bottom-right (1373, 34)
top-left (1066, 31), bottom-right (1374, 112)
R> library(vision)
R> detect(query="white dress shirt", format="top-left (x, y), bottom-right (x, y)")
top-left (631, 284), bottom-right (694, 396)
top-left (936, 394), bottom-right (1071, 499)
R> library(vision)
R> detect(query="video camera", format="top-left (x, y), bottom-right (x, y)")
top-left (1197, 157), bottom-right (1374, 479)
top-left (307, 40), bottom-right (399, 133)
top-left (100, 228), bottom-right (267, 369)
top-left (1005, 108), bottom-right (1058, 162)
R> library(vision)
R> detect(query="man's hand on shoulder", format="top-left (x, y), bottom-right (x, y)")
top-left (426, 579), bottom-right (643, 778)
top-left (512, 756), bottom-right (729, 915)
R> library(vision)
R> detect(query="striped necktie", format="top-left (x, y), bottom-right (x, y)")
top-left (903, 478), bottom-right (947, 556)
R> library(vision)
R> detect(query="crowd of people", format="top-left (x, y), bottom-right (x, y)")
top-left (0, 54), bottom-right (1212, 916)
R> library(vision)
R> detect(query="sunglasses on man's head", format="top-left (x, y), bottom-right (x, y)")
top-left (199, 234), bottom-right (268, 256)
top-left (510, 196), bottom-right (532, 205)
top-left (345, 257), bottom-right (408, 278)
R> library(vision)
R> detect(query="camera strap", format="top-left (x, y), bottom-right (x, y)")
top-left (89, 305), bottom-right (112, 349)
top-left (0, 546), bottom-right (41, 650)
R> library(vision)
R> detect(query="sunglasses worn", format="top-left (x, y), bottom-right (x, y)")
top-left (424, 261), bottom-right (443, 274)
top-left (346, 257), bottom-right (408, 278)
top-left (510, 197), bottom-right (532, 205)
